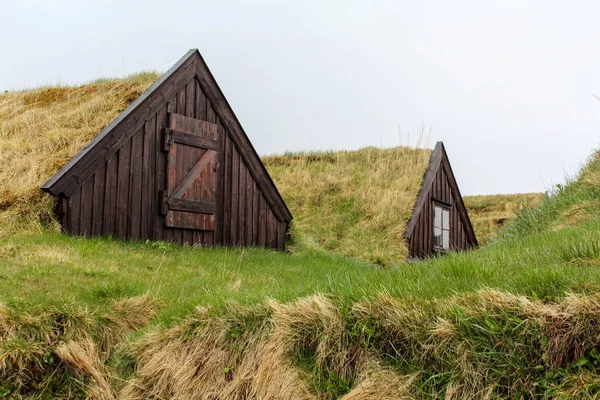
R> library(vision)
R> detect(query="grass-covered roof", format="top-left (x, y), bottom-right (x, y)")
top-left (0, 73), bottom-right (160, 231)
top-left (264, 147), bottom-right (432, 265)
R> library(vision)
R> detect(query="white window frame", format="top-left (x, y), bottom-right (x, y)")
top-left (433, 203), bottom-right (451, 251)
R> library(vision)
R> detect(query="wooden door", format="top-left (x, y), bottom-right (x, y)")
top-left (162, 113), bottom-right (219, 231)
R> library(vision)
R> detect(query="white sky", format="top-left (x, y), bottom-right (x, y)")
top-left (1, 0), bottom-right (599, 195)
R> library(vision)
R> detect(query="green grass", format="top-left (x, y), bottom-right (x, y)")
top-left (5, 73), bottom-right (600, 398)
top-left (463, 192), bottom-right (543, 243)
top-left (3, 141), bottom-right (600, 397)
top-left (3, 206), bottom-right (600, 325)
top-left (0, 233), bottom-right (373, 322)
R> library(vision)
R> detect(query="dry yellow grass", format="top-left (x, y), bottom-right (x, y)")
top-left (39, 290), bottom-right (600, 399)
top-left (340, 362), bottom-right (417, 400)
top-left (264, 146), bottom-right (432, 266)
top-left (121, 301), bottom-right (314, 399)
top-left (0, 73), bottom-right (160, 232)
top-left (121, 295), bottom-right (410, 399)
top-left (55, 339), bottom-right (115, 400)
top-left (553, 199), bottom-right (600, 231)
top-left (4, 278), bottom-right (600, 398)
top-left (463, 193), bottom-right (544, 243)
top-left (0, 295), bottom-right (159, 397)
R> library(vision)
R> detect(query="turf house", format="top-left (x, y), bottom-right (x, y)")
top-left (41, 49), bottom-right (293, 250)
top-left (262, 141), bottom-right (478, 262)
top-left (403, 141), bottom-right (478, 258)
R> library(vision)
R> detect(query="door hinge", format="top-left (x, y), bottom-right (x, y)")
top-left (158, 190), bottom-right (168, 215)
top-left (162, 128), bottom-right (173, 152)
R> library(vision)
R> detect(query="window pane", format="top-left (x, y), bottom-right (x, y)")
top-left (434, 206), bottom-right (442, 229)
top-left (434, 227), bottom-right (441, 247)
top-left (443, 230), bottom-right (449, 249)
top-left (443, 210), bottom-right (450, 230)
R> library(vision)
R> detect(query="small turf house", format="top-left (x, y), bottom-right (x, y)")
top-left (41, 49), bottom-right (292, 250)
top-left (262, 142), bottom-right (477, 264)
top-left (404, 142), bottom-right (478, 258)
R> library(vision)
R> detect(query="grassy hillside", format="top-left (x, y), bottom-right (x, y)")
top-left (464, 192), bottom-right (543, 243)
top-left (263, 148), bottom-right (431, 266)
top-left (263, 150), bottom-right (541, 266)
top-left (2, 76), bottom-right (600, 398)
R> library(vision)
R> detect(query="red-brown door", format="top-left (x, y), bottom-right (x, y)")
top-left (162, 113), bottom-right (219, 231)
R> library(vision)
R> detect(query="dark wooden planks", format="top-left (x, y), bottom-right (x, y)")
top-left (154, 105), bottom-right (168, 241)
top-left (115, 138), bottom-right (132, 238)
top-left (258, 194), bottom-right (267, 246)
top-left (164, 107), bottom-right (218, 235)
top-left (171, 130), bottom-right (218, 150)
top-left (422, 196), bottom-right (430, 256)
top-left (405, 142), bottom-right (477, 258)
top-left (215, 124), bottom-right (226, 245)
top-left (142, 116), bottom-right (156, 239)
top-left (92, 165), bottom-right (105, 236)
top-left (172, 88), bottom-right (186, 245)
top-left (129, 127), bottom-right (144, 240)
top-left (185, 81), bottom-right (195, 120)
top-left (170, 115), bottom-right (218, 140)
top-left (205, 91), bottom-right (219, 247)
top-left (68, 188), bottom-right (81, 234)
top-left (238, 160), bottom-right (247, 246)
top-left (277, 221), bottom-right (286, 250)
top-left (266, 209), bottom-right (277, 249)
top-left (195, 79), bottom-right (206, 120)
top-left (451, 198), bottom-right (459, 250)
top-left (169, 150), bottom-right (215, 199)
top-left (222, 135), bottom-right (233, 244)
top-left (183, 229), bottom-right (194, 245)
top-left (79, 175), bottom-right (94, 236)
top-left (193, 58), bottom-right (292, 223)
top-left (55, 50), bottom-right (290, 251)
top-left (252, 180), bottom-right (259, 246)
top-left (167, 198), bottom-right (215, 214)
top-left (166, 210), bottom-right (215, 230)
top-left (245, 167), bottom-right (253, 246)
top-left (231, 146), bottom-right (240, 245)
top-left (103, 154), bottom-right (118, 235)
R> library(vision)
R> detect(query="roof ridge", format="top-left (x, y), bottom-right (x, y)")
top-left (42, 49), bottom-right (198, 192)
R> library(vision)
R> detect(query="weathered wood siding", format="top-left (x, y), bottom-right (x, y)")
top-left (54, 52), bottom-right (289, 250)
top-left (405, 142), bottom-right (477, 259)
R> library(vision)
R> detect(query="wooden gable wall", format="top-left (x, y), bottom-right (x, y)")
top-left (405, 142), bottom-right (477, 259)
top-left (51, 51), bottom-right (289, 250)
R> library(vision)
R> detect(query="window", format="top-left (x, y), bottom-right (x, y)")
top-left (434, 205), bottom-right (450, 250)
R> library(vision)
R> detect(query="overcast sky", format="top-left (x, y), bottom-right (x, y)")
top-left (1, 0), bottom-right (598, 195)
